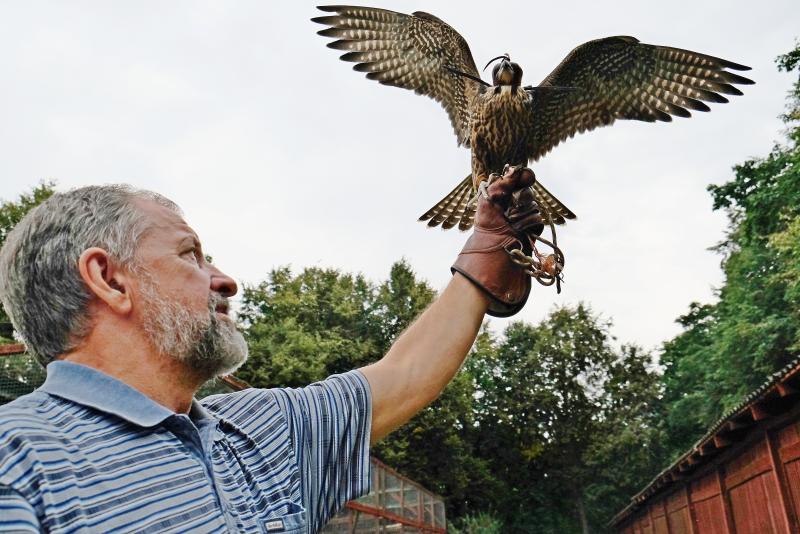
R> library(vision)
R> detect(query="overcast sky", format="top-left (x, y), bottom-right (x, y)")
top-left (1, 1), bottom-right (797, 352)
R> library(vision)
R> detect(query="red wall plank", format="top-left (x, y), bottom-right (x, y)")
top-left (776, 421), bottom-right (799, 450)
top-left (725, 440), bottom-right (772, 489)
top-left (667, 507), bottom-right (691, 534)
top-left (776, 424), bottom-right (800, 532)
top-left (667, 490), bottom-right (689, 513)
top-left (692, 496), bottom-right (727, 534)
top-left (653, 515), bottom-right (669, 534)
top-left (639, 511), bottom-right (653, 534)
top-left (728, 471), bottom-right (785, 533)
top-left (618, 416), bottom-right (800, 533)
top-left (691, 472), bottom-right (721, 503)
top-left (784, 460), bottom-right (800, 528)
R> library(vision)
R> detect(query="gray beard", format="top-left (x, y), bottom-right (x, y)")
top-left (137, 271), bottom-right (248, 379)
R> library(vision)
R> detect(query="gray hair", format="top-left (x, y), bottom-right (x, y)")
top-left (0, 184), bottom-right (180, 366)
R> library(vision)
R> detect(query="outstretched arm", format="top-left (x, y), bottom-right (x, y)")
top-left (360, 166), bottom-right (543, 443)
top-left (360, 273), bottom-right (488, 442)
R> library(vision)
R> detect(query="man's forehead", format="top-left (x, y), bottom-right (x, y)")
top-left (134, 197), bottom-right (199, 243)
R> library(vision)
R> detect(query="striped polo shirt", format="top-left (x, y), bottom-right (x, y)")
top-left (0, 361), bottom-right (372, 533)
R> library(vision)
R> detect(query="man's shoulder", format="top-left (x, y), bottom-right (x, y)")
top-left (0, 392), bottom-right (69, 484)
top-left (0, 390), bottom-right (62, 434)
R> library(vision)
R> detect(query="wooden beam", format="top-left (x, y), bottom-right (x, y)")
top-left (345, 502), bottom-right (445, 534)
top-left (699, 442), bottom-right (717, 456)
top-left (714, 435), bottom-right (732, 448)
top-left (684, 484), bottom-right (698, 534)
top-left (717, 467), bottom-right (736, 534)
top-left (726, 418), bottom-right (752, 431)
top-left (0, 343), bottom-right (25, 356)
top-left (765, 430), bottom-right (799, 534)
top-left (776, 383), bottom-right (798, 397)
top-left (220, 374), bottom-right (251, 391)
top-left (751, 404), bottom-right (771, 421)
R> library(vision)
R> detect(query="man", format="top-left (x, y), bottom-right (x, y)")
top-left (0, 167), bottom-right (542, 533)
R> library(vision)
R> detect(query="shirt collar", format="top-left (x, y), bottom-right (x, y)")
top-left (40, 360), bottom-right (188, 427)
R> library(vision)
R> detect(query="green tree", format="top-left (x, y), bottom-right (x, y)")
top-left (0, 182), bottom-right (56, 340)
top-left (583, 343), bottom-right (666, 530)
top-left (469, 305), bottom-right (663, 533)
top-left (659, 43), bottom-right (800, 460)
top-left (236, 261), bottom-right (492, 519)
top-left (450, 512), bottom-right (504, 534)
top-left (236, 265), bottom-right (380, 386)
top-left (0, 183), bottom-right (56, 401)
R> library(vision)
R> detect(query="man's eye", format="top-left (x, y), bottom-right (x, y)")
top-left (183, 249), bottom-right (200, 262)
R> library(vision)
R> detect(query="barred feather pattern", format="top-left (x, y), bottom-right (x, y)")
top-left (527, 36), bottom-right (754, 161)
top-left (418, 174), bottom-right (575, 231)
top-left (313, 6), bottom-right (482, 146)
top-left (314, 8), bottom-right (753, 232)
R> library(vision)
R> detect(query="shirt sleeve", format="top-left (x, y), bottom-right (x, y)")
top-left (0, 485), bottom-right (40, 533)
top-left (273, 370), bottom-right (372, 532)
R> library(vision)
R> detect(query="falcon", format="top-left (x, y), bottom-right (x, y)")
top-left (313, 6), bottom-right (753, 230)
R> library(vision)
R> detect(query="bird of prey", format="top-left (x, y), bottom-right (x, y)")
top-left (313, 6), bottom-right (753, 230)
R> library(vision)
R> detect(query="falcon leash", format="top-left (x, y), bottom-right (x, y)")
top-left (478, 177), bottom-right (565, 293)
top-left (507, 209), bottom-right (565, 294)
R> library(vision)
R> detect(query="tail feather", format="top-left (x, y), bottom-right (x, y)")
top-left (533, 182), bottom-right (576, 225)
top-left (430, 186), bottom-right (465, 227)
top-left (458, 195), bottom-right (478, 231)
top-left (442, 180), bottom-right (474, 229)
top-left (419, 175), bottom-right (474, 230)
top-left (420, 174), bottom-right (577, 231)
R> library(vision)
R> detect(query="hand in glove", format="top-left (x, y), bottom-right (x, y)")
top-left (451, 166), bottom-right (544, 317)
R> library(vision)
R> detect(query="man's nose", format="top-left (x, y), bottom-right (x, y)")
top-left (209, 265), bottom-right (238, 297)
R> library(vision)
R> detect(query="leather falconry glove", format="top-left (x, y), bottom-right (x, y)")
top-left (452, 166), bottom-right (544, 317)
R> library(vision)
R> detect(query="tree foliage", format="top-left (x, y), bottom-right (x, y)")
top-left (1, 43), bottom-right (795, 534)
top-left (658, 43), bottom-right (800, 458)
top-left (236, 45), bottom-right (800, 525)
top-left (237, 265), bottom-right (662, 532)
top-left (466, 306), bottom-right (663, 533)
top-left (0, 182), bottom-right (56, 340)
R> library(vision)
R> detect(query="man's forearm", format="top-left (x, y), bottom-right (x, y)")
top-left (361, 273), bottom-right (489, 442)
top-left (361, 166), bottom-right (540, 443)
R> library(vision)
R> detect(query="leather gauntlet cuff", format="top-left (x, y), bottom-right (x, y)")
top-left (451, 226), bottom-right (532, 317)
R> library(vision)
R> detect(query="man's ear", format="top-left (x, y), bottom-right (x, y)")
top-left (78, 248), bottom-right (133, 315)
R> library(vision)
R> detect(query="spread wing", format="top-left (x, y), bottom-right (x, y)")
top-left (313, 6), bottom-right (483, 146)
top-left (526, 36), bottom-right (754, 161)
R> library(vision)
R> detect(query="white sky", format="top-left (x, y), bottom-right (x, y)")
top-left (0, 1), bottom-right (797, 352)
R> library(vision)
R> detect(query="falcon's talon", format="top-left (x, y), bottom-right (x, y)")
top-left (478, 181), bottom-right (491, 200)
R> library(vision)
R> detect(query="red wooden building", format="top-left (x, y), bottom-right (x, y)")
top-left (612, 355), bottom-right (800, 533)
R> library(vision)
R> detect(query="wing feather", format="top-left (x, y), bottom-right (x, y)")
top-left (526, 36), bottom-right (754, 161)
top-left (314, 6), bottom-right (482, 146)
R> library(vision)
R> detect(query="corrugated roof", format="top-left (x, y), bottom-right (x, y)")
top-left (611, 352), bottom-right (800, 527)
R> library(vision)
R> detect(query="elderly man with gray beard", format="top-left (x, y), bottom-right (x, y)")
top-left (0, 167), bottom-right (543, 533)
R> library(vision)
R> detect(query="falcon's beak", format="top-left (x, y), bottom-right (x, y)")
top-left (497, 60), bottom-right (515, 85)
